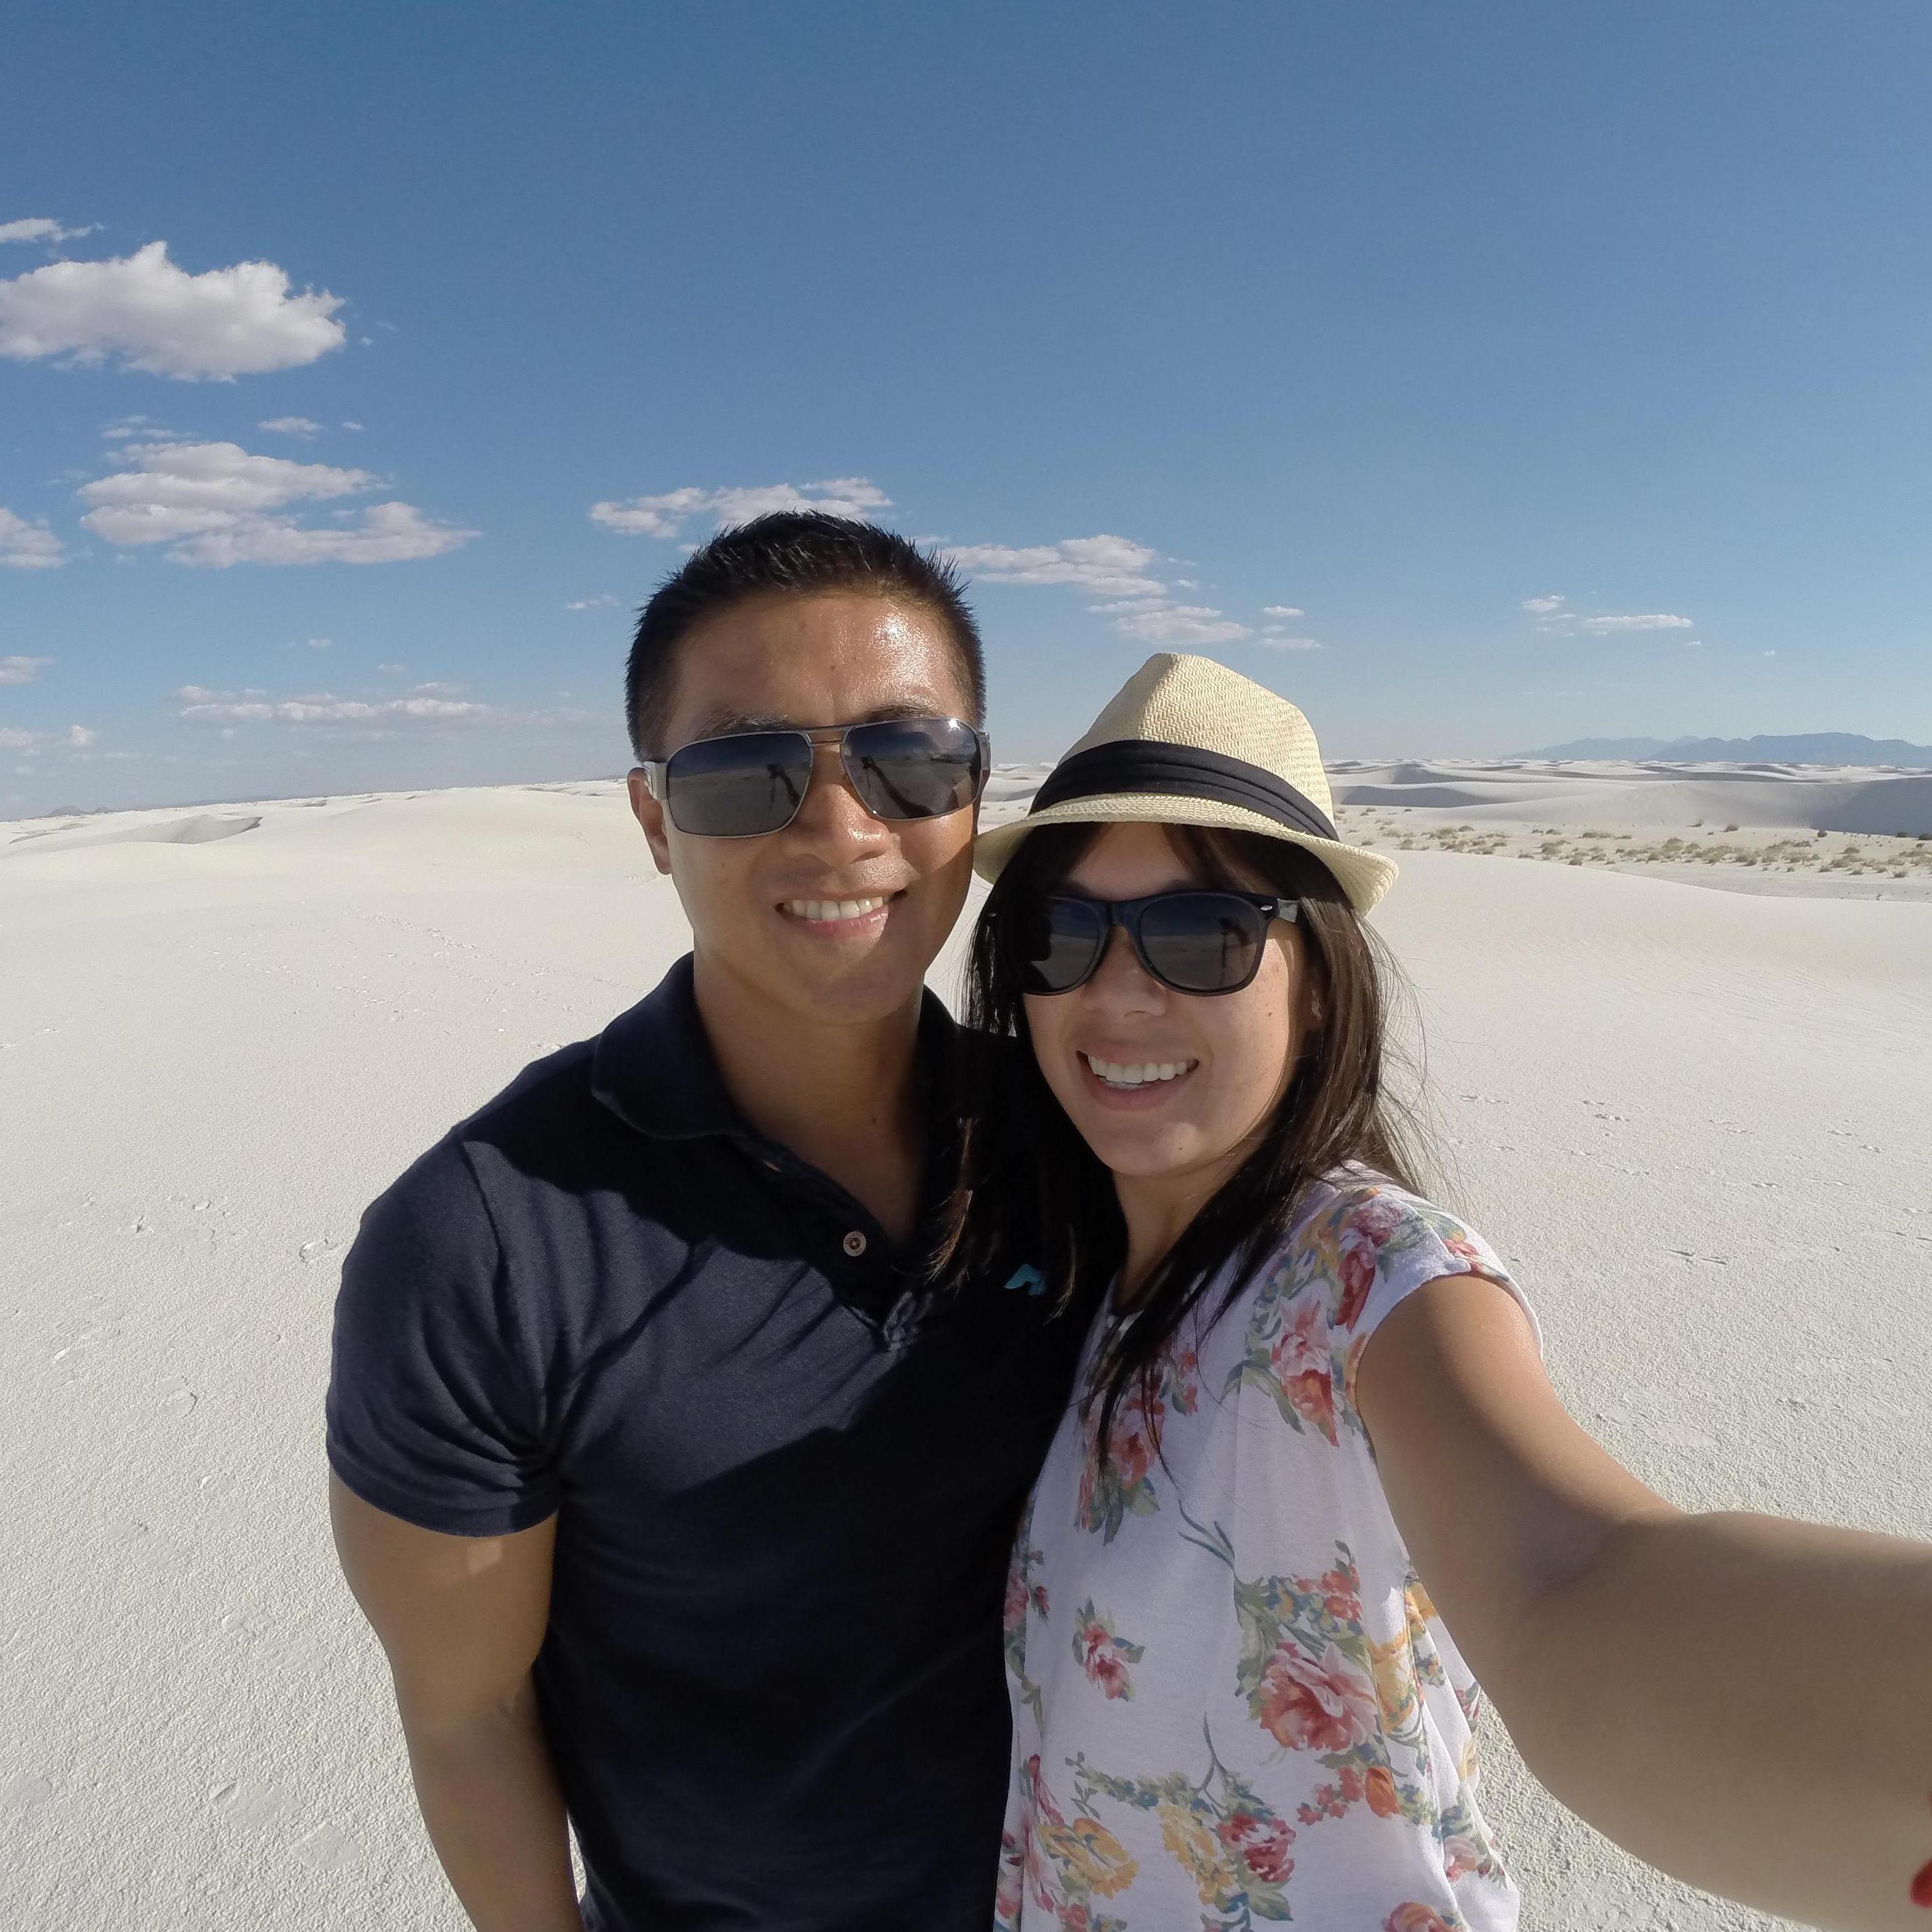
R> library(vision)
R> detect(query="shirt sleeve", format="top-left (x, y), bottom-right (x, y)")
top-left (325, 1135), bottom-right (560, 1536)
top-left (1326, 1184), bottom-right (1543, 1410)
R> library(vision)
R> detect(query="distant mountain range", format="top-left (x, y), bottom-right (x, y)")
top-left (1520, 732), bottom-right (1932, 767)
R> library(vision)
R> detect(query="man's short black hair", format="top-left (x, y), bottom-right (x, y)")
top-left (624, 512), bottom-right (985, 760)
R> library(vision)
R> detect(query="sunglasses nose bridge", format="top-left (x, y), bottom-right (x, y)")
top-left (1088, 914), bottom-right (1169, 1001)
top-left (787, 734), bottom-right (898, 839)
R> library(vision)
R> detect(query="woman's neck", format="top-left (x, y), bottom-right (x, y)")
top-left (1112, 1167), bottom-right (1233, 1310)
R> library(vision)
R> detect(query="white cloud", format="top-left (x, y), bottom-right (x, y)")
top-left (174, 501), bottom-right (476, 567)
top-left (1261, 605), bottom-right (1305, 620)
top-left (1109, 603), bottom-right (1254, 647)
top-left (76, 441), bottom-right (476, 567)
top-left (375, 661), bottom-right (406, 674)
top-left (0, 654), bottom-right (53, 683)
top-left (341, 419), bottom-right (364, 431)
top-left (0, 722), bottom-right (95, 750)
top-left (566, 593), bottom-right (618, 609)
top-left (0, 217), bottom-right (97, 246)
top-left (0, 240), bottom-right (345, 379)
top-left (0, 507), bottom-right (66, 569)
top-left (1579, 612), bottom-right (1693, 633)
top-left (947, 535), bottom-right (1165, 600)
top-left (409, 680), bottom-right (464, 695)
top-left (102, 413), bottom-right (183, 442)
top-left (591, 477), bottom-right (892, 538)
top-left (258, 415), bottom-right (323, 439)
top-left (949, 530), bottom-right (1310, 650)
top-left (1525, 594), bottom-right (1694, 636)
top-left (180, 692), bottom-right (492, 724)
top-left (1256, 635), bottom-right (1323, 652)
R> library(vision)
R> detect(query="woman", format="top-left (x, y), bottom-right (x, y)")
top-left (948, 652), bottom-right (1932, 1932)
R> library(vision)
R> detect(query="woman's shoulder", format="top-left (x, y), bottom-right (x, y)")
top-left (1252, 1161), bottom-right (1525, 1341)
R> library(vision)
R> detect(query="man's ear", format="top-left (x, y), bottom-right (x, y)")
top-left (626, 768), bottom-right (674, 876)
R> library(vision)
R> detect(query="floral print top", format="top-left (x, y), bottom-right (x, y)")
top-left (998, 1166), bottom-right (1542, 1932)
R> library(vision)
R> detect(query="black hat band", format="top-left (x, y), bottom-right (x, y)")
top-left (1029, 739), bottom-right (1339, 846)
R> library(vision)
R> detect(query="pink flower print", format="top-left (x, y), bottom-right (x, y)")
top-left (1315, 1561), bottom-right (1363, 1624)
top-left (1335, 1236), bottom-right (1378, 1330)
top-left (1072, 1600), bottom-right (1144, 1700)
top-left (1384, 1907), bottom-right (1455, 1932)
top-left (1350, 1192), bottom-right (1406, 1243)
top-left (1333, 1191), bottom-right (1403, 1328)
top-left (996, 1826), bottom-right (1025, 1925)
top-left (1216, 1808), bottom-right (1296, 1884)
top-left (1269, 1294), bottom-right (1338, 1443)
top-left (1255, 1640), bottom-right (1379, 1753)
top-left (1004, 1570), bottom-right (1028, 1633)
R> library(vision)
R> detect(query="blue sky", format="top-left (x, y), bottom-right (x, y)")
top-left (4, 0), bottom-right (1930, 815)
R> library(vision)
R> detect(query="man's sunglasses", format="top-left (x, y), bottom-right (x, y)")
top-left (1011, 889), bottom-right (1299, 997)
top-left (639, 716), bottom-right (988, 838)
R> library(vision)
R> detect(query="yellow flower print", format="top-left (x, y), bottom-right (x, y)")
top-left (1037, 1814), bottom-right (1139, 1899)
top-left (1368, 1630), bottom-right (1419, 1730)
top-left (1157, 1803), bottom-right (1240, 1906)
top-left (1404, 1577), bottom-right (1438, 1632)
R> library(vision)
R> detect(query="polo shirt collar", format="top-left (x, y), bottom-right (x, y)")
top-left (590, 952), bottom-right (957, 1147)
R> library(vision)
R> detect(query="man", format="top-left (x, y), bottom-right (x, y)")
top-left (327, 514), bottom-right (1090, 1931)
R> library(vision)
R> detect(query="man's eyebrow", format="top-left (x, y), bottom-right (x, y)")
top-left (678, 699), bottom-right (955, 741)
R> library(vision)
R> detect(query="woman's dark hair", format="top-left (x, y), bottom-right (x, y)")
top-left (939, 817), bottom-right (1444, 1468)
top-left (624, 511), bottom-right (985, 759)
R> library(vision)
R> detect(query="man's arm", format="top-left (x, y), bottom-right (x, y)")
top-left (329, 1476), bottom-right (583, 1932)
top-left (1355, 1273), bottom-right (1932, 1932)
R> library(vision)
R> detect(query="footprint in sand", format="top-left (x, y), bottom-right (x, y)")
top-left (1, 1773), bottom-right (53, 1810)
top-left (210, 1779), bottom-right (286, 1828)
top-left (292, 1822), bottom-right (360, 1870)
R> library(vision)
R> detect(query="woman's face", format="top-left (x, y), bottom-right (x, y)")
top-left (1021, 820), bottom-right (1320, 1195)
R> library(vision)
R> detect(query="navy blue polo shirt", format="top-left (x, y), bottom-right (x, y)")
top-left (326, 955), bottom-right (1090, 1932)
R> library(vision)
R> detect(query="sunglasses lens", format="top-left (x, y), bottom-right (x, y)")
top-left (1015, 896), bottom-right (1108, 994)
top-left (1137, 893), bottom-right (1269, 993)
top-left (665, 732), bottom-right (812, 836)
top-left (844, 717), bottom-right (984, 821)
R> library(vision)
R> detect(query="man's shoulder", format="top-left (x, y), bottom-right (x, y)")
top-left (368, 1008), bottom-right (653, 1238)
top-left (452, 1036), bottom-right (604, 1154)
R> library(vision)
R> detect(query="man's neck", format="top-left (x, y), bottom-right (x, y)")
top-left (689, 950), bottom-right (928, 1248)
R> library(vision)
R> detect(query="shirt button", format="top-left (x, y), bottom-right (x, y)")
top-left (842, 1230), bottom-right (868, 1258)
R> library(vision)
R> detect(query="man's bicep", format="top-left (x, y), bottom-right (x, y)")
top-left (330, 1474), bottom-right (557, 1735)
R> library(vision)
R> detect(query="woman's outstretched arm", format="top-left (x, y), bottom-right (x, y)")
top-left (1355, 1272), bottom-right (1932, 1932)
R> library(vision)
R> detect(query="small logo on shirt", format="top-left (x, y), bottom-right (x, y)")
top-left (1003, 1263), bottom-right (1046, 1296)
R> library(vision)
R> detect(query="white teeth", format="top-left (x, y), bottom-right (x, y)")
top-left (1083, 1054), bottom-right (1194, 1088)
top-left (784, 896), bottom-right (887, 922)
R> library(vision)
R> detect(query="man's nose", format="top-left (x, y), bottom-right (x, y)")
top-left (787, 743), bottom-right (891, 851)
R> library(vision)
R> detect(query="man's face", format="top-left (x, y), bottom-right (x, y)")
top-left (627, 591), bottom-right (979, 1030)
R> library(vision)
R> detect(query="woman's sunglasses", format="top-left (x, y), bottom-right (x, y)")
top-left (639, 716), bottom-right (987, 838)
top-left (1011, 889), bottom-right (1299, 997)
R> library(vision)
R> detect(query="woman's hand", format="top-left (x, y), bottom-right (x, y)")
top-left (1355, 1273), bottom-right (1932, 1932)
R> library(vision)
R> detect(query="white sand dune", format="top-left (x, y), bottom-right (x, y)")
top-left (3, 778), bottom-right (1928, 1931)
top-left (1324, 757), bottom-right (1932, 836)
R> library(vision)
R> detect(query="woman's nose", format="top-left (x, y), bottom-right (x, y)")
top-left (1084, 923), bottom-right (1166, 1011)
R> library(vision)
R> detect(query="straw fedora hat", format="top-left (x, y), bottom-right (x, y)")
top-left (974, 652), bottom-right (1397, 914)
